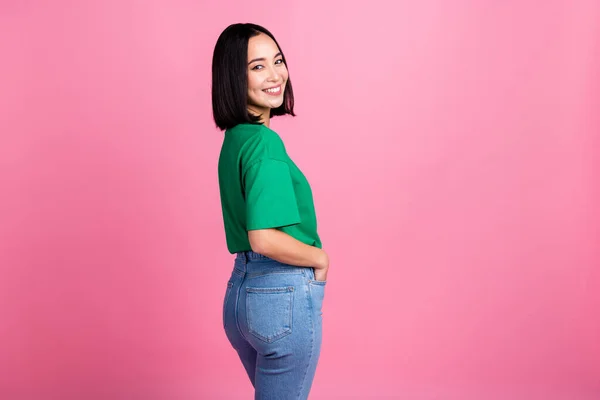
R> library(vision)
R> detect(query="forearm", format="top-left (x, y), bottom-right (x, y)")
top-left (248, 228), bottom-right (327, 269)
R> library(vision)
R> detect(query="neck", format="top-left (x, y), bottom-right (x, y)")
top-left (248, 107), bottom-right (270, 128)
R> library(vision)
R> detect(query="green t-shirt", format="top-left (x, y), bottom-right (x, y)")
top-left (218, 123), bottom-right (322, 254)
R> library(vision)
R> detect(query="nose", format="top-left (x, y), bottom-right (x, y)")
top-left (266, 66), bottom-right (280, 82)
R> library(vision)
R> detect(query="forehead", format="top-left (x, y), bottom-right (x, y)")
top-left (247, 33), bottom-right (280, 59)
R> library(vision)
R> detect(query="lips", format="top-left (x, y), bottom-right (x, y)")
top-left (262, 85), bottom-right (282, 96)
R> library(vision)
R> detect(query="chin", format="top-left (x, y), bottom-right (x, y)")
top-left (269, 98), bottom-right (285, 108)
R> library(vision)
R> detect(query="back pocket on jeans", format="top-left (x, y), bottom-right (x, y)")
top-left (246, 286), bottom-right (294, 343)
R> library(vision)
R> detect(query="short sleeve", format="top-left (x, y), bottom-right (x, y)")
top-left (243, 159), bottom-right (301, 230)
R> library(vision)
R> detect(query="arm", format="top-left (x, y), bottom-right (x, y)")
top-left (248, 228), bottom-right (329, 271)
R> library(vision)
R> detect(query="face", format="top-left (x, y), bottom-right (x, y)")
top-left (246, 33), bottom-right (288, 118)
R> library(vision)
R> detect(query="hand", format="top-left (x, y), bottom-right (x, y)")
top-left (314, 266), bottom-right (329, 282)
top-left (313, 250), bottom-right (329, 282)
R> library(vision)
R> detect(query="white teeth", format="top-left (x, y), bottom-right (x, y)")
top-left (264, 86), bottom-right (281, 93)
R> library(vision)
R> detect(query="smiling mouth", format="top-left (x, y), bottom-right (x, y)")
top-left (263, 85), bottom-right (282, 95)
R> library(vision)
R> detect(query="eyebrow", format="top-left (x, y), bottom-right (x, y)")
top-left (248, 52), bottom-right (282, 65)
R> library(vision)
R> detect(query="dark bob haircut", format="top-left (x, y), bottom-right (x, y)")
top-left (211, 23), bottom-right (295, 131)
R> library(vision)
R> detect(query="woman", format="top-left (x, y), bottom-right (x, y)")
top-left (212, 23), bottom-right (329, 399)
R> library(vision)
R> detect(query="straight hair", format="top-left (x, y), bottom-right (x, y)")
top-left (211, 23), bottom-right (295, 131)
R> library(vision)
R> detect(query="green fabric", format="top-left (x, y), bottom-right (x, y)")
top-left (218, 123), bottom-right (322, 254)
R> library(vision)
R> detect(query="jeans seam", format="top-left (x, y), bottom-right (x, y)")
top-left (297, 281), bottom-right (315, 399)
top-left (223, 281), bottom-right (234, 329)
top-left (234, 273), bottom-right (250, 343)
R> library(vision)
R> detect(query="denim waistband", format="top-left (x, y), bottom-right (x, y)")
top-left (235, 250), bottom-right (270, 262)
top-left (234, 250), bottom-right (312, 276)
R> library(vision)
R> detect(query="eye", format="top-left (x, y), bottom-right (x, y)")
top-left (251, 65), bottom-right (264, 70)
top-left (275, 59), bottom-right (284, 65)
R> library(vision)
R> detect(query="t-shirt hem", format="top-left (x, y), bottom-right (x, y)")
top-left (246, 219), bottom-right (302, 231)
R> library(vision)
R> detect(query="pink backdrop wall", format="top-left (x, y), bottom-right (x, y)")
top-left (1, 1), bottom-right (598, 399)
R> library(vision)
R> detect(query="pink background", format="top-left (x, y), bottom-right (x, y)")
top-left (1, 1), bottom-right (599, 399)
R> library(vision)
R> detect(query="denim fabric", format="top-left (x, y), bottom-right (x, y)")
top-left (223, 250), bottom-right (326, 400)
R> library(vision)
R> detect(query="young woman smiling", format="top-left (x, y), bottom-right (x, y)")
top-left (212, 23), bottom-right (329, 399)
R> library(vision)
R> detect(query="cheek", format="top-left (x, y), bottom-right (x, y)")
top-left (247, 75), bottom-right (261, 92)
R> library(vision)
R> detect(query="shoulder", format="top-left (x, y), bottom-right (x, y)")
top-left (227, 122), bottom-right (263, 136)
top-left (236, 126), bottom-right (290, 178)
top-left (240, 125), bottom-right (288, 163)
top-left (249, 124), bottom-right (285, 146)
top-left (228, 123), bottom-right (283, 145)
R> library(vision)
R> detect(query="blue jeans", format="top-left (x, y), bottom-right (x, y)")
top-left (223, 250), bottom-right (326, 400)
